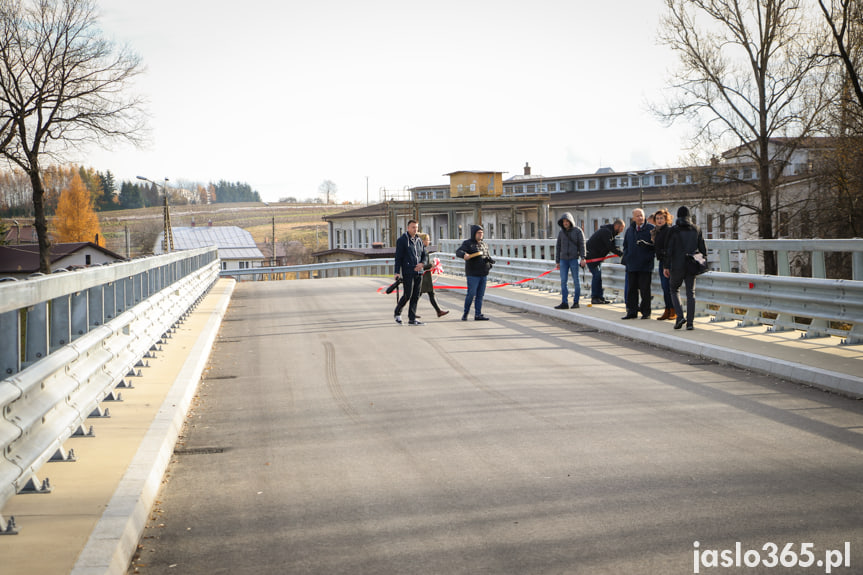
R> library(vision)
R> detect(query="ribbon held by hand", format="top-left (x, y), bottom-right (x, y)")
top-left (430, 257), bottom-right (443, 275)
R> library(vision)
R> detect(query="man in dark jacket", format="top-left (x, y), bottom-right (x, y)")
top-left (455, 224), bottom-right (493, 321)
top-left (663, 206), bottom-right (708, 330)
top-left (621, 208), bottom-right (656, 319)
top-left (554, 212), bottom-right (585, 309)
top-left (393, 219), bottom-right (428, 325)
top-left (585, 219), bottom-right (625, 304)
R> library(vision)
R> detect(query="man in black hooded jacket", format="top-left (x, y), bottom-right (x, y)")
top-left (663, 206), bottom-right (707, 330)
top-left (585, 219), bottom-right (625, 304)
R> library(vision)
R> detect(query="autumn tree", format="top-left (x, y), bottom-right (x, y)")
top-left (0, 0), bottom-right (145, 272)
top-left (655, 0), bottom-right (833, 273)
top-left (55, 172), bottom-right (103, 245)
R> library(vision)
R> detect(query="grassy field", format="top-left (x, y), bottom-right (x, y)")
top-left (94, 202), bottom-right (351, 257)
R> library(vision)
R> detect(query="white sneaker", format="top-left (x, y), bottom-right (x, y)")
top-left (394, 314), bottom-right (402, 324)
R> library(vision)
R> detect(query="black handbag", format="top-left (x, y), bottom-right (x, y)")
top-left (686, 252), bottom-right (708, 276)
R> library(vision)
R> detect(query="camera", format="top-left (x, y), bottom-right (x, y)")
top-left (385, 277), bottom-right (402, 294)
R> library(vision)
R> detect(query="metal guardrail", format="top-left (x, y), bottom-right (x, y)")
top-left (220, 250), bottom-right (863, 343)
top-left (0, 247), bottom-right (219, 535)
top-left (439, 238), bottom-right (863, 280)
top-left (219, 258), bottom-right (395, 280)
top-left (437, 251), bottom-right (863, 344)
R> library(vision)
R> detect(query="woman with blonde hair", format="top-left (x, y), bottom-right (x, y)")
top-left (652, 208), bottom-right (676, 321)
top-left (417, 234), bottom-right (449, 318)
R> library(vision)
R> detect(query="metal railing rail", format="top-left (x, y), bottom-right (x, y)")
top-left (0, 247), bottom-right (219, 535)
top-left (437, 252), bottom-right (863, 343)
top-left (220, 258), bottom-right (395, 280)
top-left (439, 238), bottom-right (863, 280)
top-left (221, 250), bottom-right (863, 343)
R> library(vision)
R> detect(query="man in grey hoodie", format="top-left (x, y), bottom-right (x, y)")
top-left (554, 212), bottom-right (585, 309)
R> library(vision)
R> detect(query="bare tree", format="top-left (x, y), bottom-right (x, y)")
top-left (0, 0), bottom-right (146, 272)
top-left (818, 0), bottom-right (863, 116)
top-left (809, 0), bottom-right (863, 258)
top-left (318, 180), bottom-right (337, 204)
top-left (655, 0), bottom-right (833, 273)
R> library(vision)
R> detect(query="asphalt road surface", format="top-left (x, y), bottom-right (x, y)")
top-left (128, 278), bottom-right (863, 575)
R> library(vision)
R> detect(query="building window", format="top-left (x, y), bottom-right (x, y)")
top-left (488, 223), bottom-right (494, 239)
top-left (588, 180), bottom-right (597, 190)
top-left (577, 180), bottom-right (585, 190)
top-left (221, 261), bottom-right (227, 270)
top-left (530, 222), bottom-right (536, 237)
top-left (608, 178), bottom-right (617, 189)
top-left (500, 223), bottom-right (506, 239)
top-left (653, 175), bottom-right (663, 186)
top-left (85, 254), bottom-right (91, 265)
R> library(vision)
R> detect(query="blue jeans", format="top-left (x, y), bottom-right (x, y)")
top-left (464, 275), bottom-right (487, 316)
top-left (559, 258), bottom-right (582, 304)
top-left (587, 262), bottom-right (603, 300)
top-left (658, 262), bottom-right (673, 308)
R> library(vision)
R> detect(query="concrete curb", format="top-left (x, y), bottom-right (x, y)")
top-left (70, 279), bottom-right (236, 575)
top-left (484, 292), bottom-right (863, 399)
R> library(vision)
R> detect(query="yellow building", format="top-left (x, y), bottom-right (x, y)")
top-left (445, 170), bottom-right (504, 198)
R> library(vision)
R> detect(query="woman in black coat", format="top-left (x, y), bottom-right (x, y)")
top-left (652, 208), bottom-right (676, 321)
top-left (663, 206), bottom-right (707, 330)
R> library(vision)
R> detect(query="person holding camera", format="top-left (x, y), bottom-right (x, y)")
top-left (393, 219), bottom-right (428, 325)
top-left (455, 224), bottom-right (493, 321)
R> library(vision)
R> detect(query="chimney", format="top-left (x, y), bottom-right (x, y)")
top-left (524, 162), bottom-right (531, 176)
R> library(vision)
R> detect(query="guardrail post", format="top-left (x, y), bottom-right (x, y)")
top-left (854, 251), bottom-right (863, 281)
top-left (718, 249), bottom-right (731, 272)
top-left (811, 252), bottom-right (826, 279)
top-left (105, 282), bottom-right (116, 322)
top-left (778, 251), bottom-right (791, 276)
top-left (71, 290), bottom-right (88, 340)
top-left (746, 251), bottom-right (759, 274)
top-left (50, 294), bottom-right (71, 352)
top-left (88, 285), bottom-right (105, 328)
top-left (801, 319), bottom-right (831, 340)
top-left (0, 310), bottom-right (20, 377)
top-left (24, 302), bottom-right (49, 366)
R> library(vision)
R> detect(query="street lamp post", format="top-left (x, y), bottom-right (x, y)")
top-left (137, 175), bottom-right (173, 253)
top-left (262, 201), bottom-right (277, 265)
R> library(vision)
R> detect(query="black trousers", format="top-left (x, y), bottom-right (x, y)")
top-left (425, 292), bottom-right (442, 312)
top-left (394, 274), bottom-right (422, 321)
top-left (670, 273), bottom-right (696, 325)
top-left (626, 271), bottom-right (653, 317)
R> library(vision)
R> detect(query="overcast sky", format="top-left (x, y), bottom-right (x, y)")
top-left (82, 0), bottom-right (693, 203)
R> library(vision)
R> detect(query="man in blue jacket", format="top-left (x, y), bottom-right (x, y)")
top-left (393, 219), bottom-right (428, 325)
top-left (621, 208), bottom-right (656, 319)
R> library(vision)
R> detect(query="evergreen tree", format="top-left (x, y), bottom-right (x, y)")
top-left (118, 180), bottom-right (145, 209)
top-left (97, 170), bottom-right (118, 211)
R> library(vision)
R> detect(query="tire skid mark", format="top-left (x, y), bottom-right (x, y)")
top-left (323, 340), bottom-right (362, 423)
top-left (425, 338), bottom-right (564, 430)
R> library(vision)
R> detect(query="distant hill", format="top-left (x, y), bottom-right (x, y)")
top-left (96, 202), bottom-right (352, 257)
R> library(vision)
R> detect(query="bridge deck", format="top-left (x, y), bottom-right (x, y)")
top-left (2, 277), bottom-right (862, 574)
